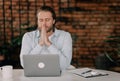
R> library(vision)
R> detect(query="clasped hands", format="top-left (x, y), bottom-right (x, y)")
top-left (39, 25), bottom-right (52, 46)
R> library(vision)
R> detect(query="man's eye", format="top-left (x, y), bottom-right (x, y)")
top-left (46, 19), bottom-right (50, 21)
top-left (39, 19), bottom-right (43, 22)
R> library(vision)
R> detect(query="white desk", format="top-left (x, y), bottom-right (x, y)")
top-left (0, 69), bottom-right (120, 81)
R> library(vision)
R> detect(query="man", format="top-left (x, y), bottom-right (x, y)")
top-left (20, 6), bottom-right (72, 70)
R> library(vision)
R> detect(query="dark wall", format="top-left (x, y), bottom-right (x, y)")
top-left (0, 0), bottom-right (120, 68)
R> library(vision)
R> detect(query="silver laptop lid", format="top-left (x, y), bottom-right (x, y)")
top-left (23, 54), bottom-right (61, 77)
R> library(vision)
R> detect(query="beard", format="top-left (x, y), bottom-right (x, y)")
top-left (47, 26), bottom-right (54, 33)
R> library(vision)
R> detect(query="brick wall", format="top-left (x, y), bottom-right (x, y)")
top-left (0, 0), bottom-right (120, 68)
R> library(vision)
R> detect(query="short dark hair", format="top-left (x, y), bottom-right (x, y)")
top-left (37, 6), bottom-right (56, 20)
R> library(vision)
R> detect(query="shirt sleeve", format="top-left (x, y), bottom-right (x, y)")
top-left (48, 32), bottom-right (72, 70)
top-left (20, 33), bottom-right (43, 67)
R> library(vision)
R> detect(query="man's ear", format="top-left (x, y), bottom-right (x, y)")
top-left (53, 19), bottom-right (55, 24)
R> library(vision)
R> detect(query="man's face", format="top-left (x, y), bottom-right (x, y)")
top-left (37, 11), bottom-right (55, 32)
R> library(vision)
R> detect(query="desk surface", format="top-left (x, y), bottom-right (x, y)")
top-left (0, 68), bottom-right (120, 81)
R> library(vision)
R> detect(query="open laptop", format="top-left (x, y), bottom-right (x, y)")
top-left (23, 54), bottom-right (61, 77)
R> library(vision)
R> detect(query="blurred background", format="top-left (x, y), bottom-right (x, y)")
top-left (0, 0), bottom-right (120, 72)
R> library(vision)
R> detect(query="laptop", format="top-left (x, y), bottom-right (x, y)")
top-left (23, 54), bottom-right (61, 77)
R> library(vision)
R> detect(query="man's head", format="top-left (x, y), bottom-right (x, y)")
top-left (37, 6), bottom-right (56, 32)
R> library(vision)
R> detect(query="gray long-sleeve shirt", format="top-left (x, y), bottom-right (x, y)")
top-left (20, 28), bottom-right (72, 70)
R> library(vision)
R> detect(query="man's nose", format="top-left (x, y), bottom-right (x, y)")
top-left (42, 21), bottom-right (46, 27)
top-left (41, 22), bottom-right (45, 26)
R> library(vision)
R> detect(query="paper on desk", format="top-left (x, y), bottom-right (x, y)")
top-left (69, 68), bottom-right (108, 78)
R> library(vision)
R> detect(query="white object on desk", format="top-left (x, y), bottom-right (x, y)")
top-left (91, 71), bottom-right (98, 75)
top-left (68, 68), bottom-right (109, 78)
top-left (0, 65), bottom-right (13, 79)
